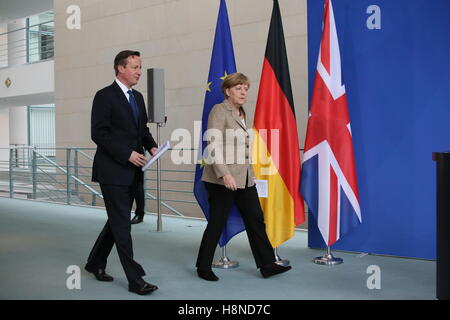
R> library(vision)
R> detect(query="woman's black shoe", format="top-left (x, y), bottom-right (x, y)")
top-left (260, 263), bottom-right (292, 279)
top-left (197, 269), bottom-right (219, 281)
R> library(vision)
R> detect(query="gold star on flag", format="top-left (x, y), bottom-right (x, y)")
top-left (220, 71), bottom-right (229, 81)
top-left (198, 157), bottom-right (207, 168)
top-left (206, 81), bottom-right (212, 92)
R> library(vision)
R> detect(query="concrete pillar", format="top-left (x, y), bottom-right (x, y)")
top-left (0, 108), bottom-right (10, 164)
top-left (0, 23), bottom-right (7, 68)
top-left (7, 18), bottom-right (27, 66)
top-left (9, 107), bottom-right (28, 146)
top-left (7, 19), bottom-right (29, 147)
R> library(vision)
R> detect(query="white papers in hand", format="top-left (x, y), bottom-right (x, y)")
top-left (141, 141), bottom-right (171, 171)
top-left (255, 179), bottom-right (268, 198)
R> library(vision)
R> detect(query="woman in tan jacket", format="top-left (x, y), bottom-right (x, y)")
top-left (196, 73), bottom-right (291, 281)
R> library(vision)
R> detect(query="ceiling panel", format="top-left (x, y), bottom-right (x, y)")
top-left (0, 0), bottom-right (53, 24)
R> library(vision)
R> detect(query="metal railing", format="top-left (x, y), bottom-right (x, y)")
top-left (0, 146), bottom-right (198, 218)
top-left (0, 145), bottom-right (309, 230)
top-left (0, 20), bottom-right (54, 67)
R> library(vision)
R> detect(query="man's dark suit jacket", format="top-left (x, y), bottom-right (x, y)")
top-left (91, 81), bottom-right (157, 186)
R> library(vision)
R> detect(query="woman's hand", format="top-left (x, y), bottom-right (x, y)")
top-left (223, 174), bottom-right (237, 191)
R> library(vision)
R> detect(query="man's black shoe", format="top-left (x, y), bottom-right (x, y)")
top-left (128, 278), bottom-right (158, 295)
top-left (197, 269), bottom-right (219, 281)
top-left (85, 265), bottom-right (114, 282)
top-left (131, 215), bottom-right (144, 224)
top-left (260, 263), bottom-right (292, 279)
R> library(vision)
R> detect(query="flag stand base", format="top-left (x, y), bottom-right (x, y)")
top-left (313, 247), bottom-right (343, 265)
top-left (212, 246), bottom-right (239, 269)
top-left (274, 247), bottom-right (290, 266)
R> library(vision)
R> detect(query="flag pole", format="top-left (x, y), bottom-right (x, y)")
top-left (313, 246), bottom-right (343, 265)
top-left (156, 123), bottom-right (162, 232)
top-left (274, 247), bottom-right (290, 266)
top-left (212, 245), bottom-right (239, 269)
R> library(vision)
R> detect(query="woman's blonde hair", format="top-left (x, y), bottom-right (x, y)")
top-left (221, 72), bottom-right (250, 97)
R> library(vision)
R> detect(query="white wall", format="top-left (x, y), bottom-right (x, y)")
top-left (54, 0), bottom-right (308, 148)
top-left (2, 19), bottom-right (29, 150)
top-left (53, 0), bottom-right (308, 218)
top-left (0, 60), bottom-right (54, 107)
top-left (0, 19), bottom-right (54, 151)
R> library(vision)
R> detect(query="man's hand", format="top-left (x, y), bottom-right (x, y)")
top-left (129, 151), bottom-right (148, 167)
top-left (223, 174), bottom-right (237, 191)
top-left (150, 147), bottom-right (158, 156)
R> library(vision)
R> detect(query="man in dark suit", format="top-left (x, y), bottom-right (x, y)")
top-left (85, 50), bottom-right (158, 295)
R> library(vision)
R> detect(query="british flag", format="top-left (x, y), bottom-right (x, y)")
top-left (301, 0), bottom-right (361, 247)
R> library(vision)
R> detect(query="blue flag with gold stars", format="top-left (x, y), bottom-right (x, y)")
top-left (193, 0), bottom-right (245, 247)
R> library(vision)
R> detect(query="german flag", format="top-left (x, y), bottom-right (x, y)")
top-left (252, 0), bottom-right (305, 248)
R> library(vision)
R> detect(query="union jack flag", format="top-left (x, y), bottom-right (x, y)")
top-left (301, 0), bottom-right (361, 247)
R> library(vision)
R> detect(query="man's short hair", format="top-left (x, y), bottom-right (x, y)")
top-left (114, 50), bottom-right (140, 75)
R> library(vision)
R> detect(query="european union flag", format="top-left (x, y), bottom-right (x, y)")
top-left (193, 0), bottom-right (245, 247)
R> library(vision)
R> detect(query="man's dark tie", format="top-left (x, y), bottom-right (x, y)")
top-left (127, 90), bottom-right (139, 125)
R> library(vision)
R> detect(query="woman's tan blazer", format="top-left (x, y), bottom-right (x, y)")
top-left (201, 100), bottom-right (256, 189)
